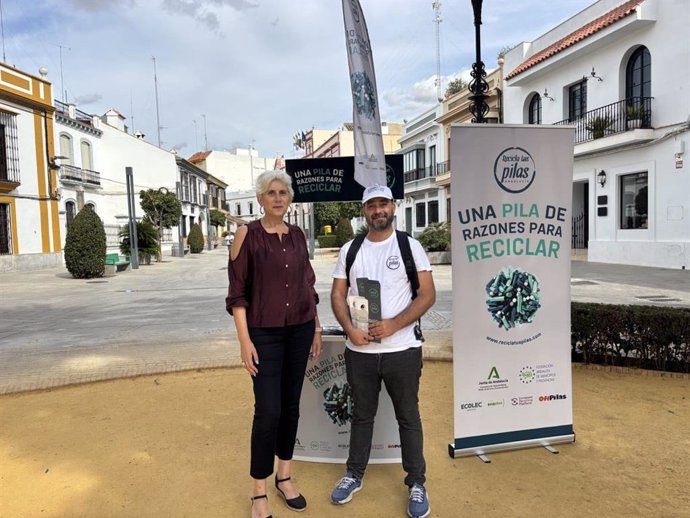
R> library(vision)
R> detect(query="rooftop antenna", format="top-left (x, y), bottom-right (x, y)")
top-left (201, 113), bottom-right (208, 151)
top-left (0, 0), bottom-right (6, 63)
top-left (54, 43), bottom-right (70, 103)
top-left (129, 90), bottom-right (135, 136)
top-left (152, 56), bottom-right (162, 147)
top-left (432, 2), bottom-right (443, 103)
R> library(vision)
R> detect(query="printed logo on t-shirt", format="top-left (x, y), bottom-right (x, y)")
top-left (386, 255), bottom-right (401, 270)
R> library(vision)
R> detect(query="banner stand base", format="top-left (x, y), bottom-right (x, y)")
top-left (447, 434), bottom-right (575, 460)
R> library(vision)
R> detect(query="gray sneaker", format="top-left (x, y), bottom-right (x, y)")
top-left (408, 483), bottom-right (430, 518)
top-left (330, 471), bottom-right (363, 504)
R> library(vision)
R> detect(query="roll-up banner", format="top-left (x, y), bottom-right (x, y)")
top-left (449, 124), bottom-right (576, 458)
top-left (294, 334), bottom-right (401, 463)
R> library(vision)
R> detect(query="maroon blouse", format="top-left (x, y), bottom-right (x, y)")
top-left (226, 220), bottom-right (319, 328)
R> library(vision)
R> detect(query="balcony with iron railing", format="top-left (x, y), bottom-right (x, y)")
top-left (54, 100), bottom-right (95, 125)
top-left (59, 164), bottom-right (101, 186)
top-left (404, 161), bottom-right (449, 183)
top-left (553, 97), bottom-right (653, 144)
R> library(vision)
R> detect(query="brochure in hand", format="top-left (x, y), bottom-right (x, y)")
top-left (347, 277), bottom-right (382, 343)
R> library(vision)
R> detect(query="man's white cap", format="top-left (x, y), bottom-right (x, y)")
top-left (362, 184), bottom-right (394, 204)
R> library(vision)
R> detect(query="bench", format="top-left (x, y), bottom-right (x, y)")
top-left (105, 253), bottom-right (130, 275)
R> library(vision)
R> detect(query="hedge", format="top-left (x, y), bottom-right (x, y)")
top-left (572, 302), bottom-right (690, 373)
top-left (318, 235), bottom-right (338, 248)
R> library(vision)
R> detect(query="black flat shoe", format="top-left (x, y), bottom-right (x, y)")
top-left (250, 494), bottom-right (272, 518)
top-left (275, 475), bottom-right (307, 512)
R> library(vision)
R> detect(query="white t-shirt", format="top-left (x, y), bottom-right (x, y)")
top-left (332, 232), bottom-right (432, 353)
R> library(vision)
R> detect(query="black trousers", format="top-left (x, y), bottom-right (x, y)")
top-left (248, 319), bottom-right (314, 480)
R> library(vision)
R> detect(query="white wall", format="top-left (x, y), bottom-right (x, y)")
top-left (205, 149), bottom-right (273, 192)
top-left (503, 0), bottom-right (690, 267)
top-left (95, 124), bottom-right (178, 223)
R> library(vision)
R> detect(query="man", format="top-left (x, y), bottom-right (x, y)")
top-left (330, 184), bottom-right (436, 518)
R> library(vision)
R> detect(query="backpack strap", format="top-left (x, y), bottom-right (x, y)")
top-left (396, 230), bottom-right (419, 300)
top-left (345, 233), bottom-right (366, 288)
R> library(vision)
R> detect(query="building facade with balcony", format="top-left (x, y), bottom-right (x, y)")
top-left (503, 0), bottom-right (690, 268)
top-left (398, 105), bottom-right (447, 236)
top-left (176, 157), bottom-right (210, 245)
top-left (54, 100), bottom-right (104, 247)
top-left (0, 64), bottom-right (61, 272)
top-left (56, 103), bottom-right (180, 254)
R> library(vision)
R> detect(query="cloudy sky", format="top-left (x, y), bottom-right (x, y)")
top-left (5, 0), bottom-right (594, 159)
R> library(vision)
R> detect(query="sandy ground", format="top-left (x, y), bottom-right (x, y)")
top-left (1, 362), bottom-right (689, 518)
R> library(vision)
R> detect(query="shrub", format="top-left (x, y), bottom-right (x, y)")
top-left (188, 223), bottom-right (205, 253)
top-left (64, 205), bottom-right (106, 279)
top-left (571, 302), bottom-right (690, 373)
top-left (119, 220), bottom-right (159, 259)
top-left (585, 115), bottom-right (614, 139)
top-left (356, 224), bottom-right (368, 236)
top-left (626, 104), bottom-right (644, 119)
top-left (317, 235), bottom-right (338, 248)
top-left (335, 217), bottom-right (354, 247)
top-left (418, 222), bottom-right (450, 252)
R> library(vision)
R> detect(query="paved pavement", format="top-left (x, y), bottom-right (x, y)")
top-left (1, 247), bottom-right (689, 394)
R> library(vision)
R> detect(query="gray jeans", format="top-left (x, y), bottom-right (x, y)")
top-left (345, 346), bottom-right (426, 487)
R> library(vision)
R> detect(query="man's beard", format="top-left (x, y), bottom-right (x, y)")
top-left (367, 212), bottom-right (394, 231)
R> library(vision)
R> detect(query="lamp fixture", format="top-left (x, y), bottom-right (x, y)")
top-left (589, 67), bottom-right (603, 82)
top-left (48, 155), bottom-right (69, 169)
top-left (542, 88), bottom-right (555, 102)
top-left (597, 170), bottom-right (607, 188)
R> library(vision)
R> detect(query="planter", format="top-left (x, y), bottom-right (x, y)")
top-left (427, 250), bottom-right (452, 265)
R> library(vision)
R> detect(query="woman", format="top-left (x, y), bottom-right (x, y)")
top-left (226, 170), bottom-right (321, 518)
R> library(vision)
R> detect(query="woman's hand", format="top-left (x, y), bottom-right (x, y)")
top-left (310, 331), bottom-right (322, 359)
top-left (240, 339), bottom-right (259, 376)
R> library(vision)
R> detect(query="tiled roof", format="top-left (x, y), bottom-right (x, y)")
top-left (506, 0), bottom-right (643, 80)
top-left (188, 151), bottom-right (211, 162)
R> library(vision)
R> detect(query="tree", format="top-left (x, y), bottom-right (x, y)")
top-left (188, 223), bottom-right (205, 253)
top-left (210, 209), bottom-right (227, 228)
top-left (139, 188), bottom-right (182, 262)
top-left (445, 77), bottom-right (468, 98)
top-left (335, 217), bottom-right (355, 247)
top-left (497, 45), bottom-right (512, 60)
top-left (315, 202), bottom-right (361, 232)
top-left (64, 205), bottom-right (106, 279)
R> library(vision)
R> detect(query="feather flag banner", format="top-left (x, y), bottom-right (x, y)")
top-left (342, 0), bottom-right (386, 188)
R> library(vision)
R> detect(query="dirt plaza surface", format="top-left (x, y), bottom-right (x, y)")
top-left (1, 362), bottom-right (688, 518)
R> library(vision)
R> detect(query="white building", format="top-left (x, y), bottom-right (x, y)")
top-left (55, 103), bottom-right (186, 254)
top-left (189, 147), bottom-right (272, 193)
top-left (503, 0), bottom-right (690, 268)
top-left (398, 105), bottom-right (447, 236)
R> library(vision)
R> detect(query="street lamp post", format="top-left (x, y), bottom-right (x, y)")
top-left (469, 0), bottom-right (490, 123)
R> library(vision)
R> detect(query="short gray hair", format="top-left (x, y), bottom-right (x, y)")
top-left (255, 170), bottom-right (294, 200)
